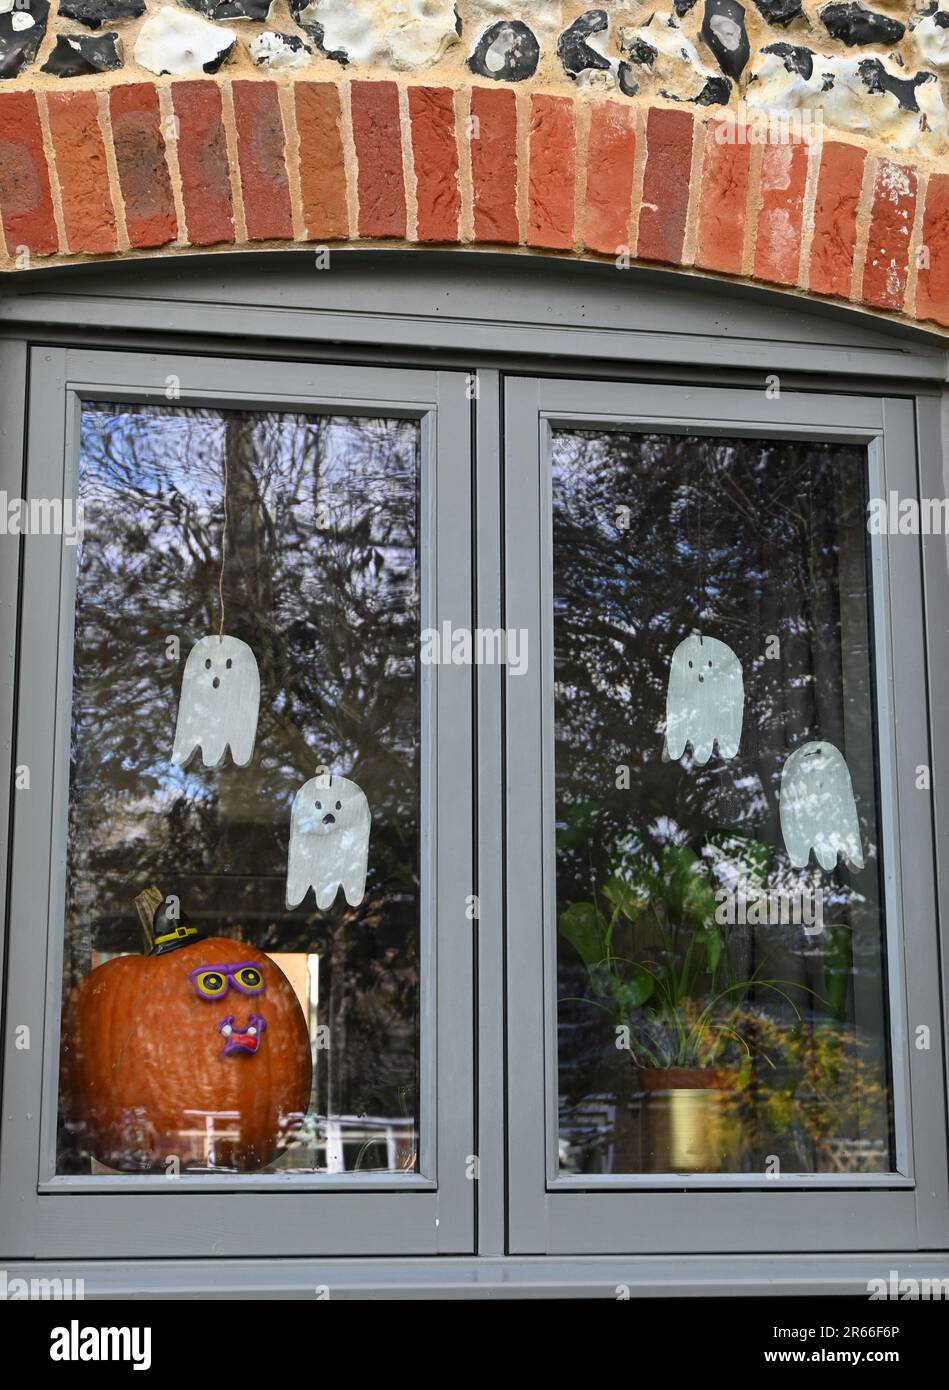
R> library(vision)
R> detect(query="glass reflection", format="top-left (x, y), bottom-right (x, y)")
top-left (553, 431), bottom-right (893, 1176)
top-left (58, 404), bottom-right (420, 1175)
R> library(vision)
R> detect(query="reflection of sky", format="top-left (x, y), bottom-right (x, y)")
top-left (80, 409), bottom-right (417, 609)
top-left (550, 425), bottom-right (881, 895)
top-left (70, 403), bottom-right (421, 873)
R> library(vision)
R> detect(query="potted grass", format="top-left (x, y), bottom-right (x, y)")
top-left (559, 827), bottom-right (805, 1173)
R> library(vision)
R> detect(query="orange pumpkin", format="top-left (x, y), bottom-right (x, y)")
top-left (64, 935), bottom-right (312, 1173)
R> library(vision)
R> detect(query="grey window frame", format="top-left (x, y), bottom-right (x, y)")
top-left (0, 345), bottom-right (475, 1260)
top-left (503, 375), bottom-right (948, 1255)
top-left (0, 251), bottom-right (946, 1294)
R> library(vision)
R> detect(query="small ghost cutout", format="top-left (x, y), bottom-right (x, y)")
top-left (780, 741), bottom-right (864, 872)
top-left (665, 633), bottom-right (744, 765)
top-left (172, 635), bottom-right (260, 770)
top-left (286, 774), bottom-right (371, 910)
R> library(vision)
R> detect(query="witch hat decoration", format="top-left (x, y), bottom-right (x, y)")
top-left (144, 890), bottom-right (207, 956)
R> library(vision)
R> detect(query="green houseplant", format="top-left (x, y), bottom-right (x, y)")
top-left (558, 817), bottom-right (808, 1172)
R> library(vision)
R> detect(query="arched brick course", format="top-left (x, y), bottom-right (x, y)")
top-left (1, 77), bottom-right (947, 331)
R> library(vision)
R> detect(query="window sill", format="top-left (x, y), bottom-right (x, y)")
top-left (5, 1253), bottom-right (949, 1299)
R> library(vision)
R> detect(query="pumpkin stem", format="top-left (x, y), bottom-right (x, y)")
top-left (134, 885), bottom-right (165, 954)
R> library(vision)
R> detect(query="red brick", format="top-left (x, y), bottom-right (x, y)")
top-left (862, 158), bottom-right (917, 313)
top-left (109, 83), bottom-right (177, 249)
top-left (470, 85), bottom-right (517, 245)
top-left (695, 119), bottom-right (751, 274)
top-left (915, 172), bottom-right (949, 328)
top-left (808, 140), bottom-right (865, 300)
top-left (295, 82), bottom-right (348, 240)
top-left (351, 80), bottom-right (406, 239)
top-left (408, 85), bottom-right (459, 243)
top-left (47, 91), bottom-right (117, 256)
top-left (754, 139), bottom-right (808, 286)
top-left (527, 94), bottom-right (575, 251)
top-left (232, 80), bottom-right (292, 242)
top-left (171, 81), bottom-right (234, 247)
top-left (637, 107), bottom-right (693, 265)
top-left (0, 92), bottom-right (57, 258)
top-left (583, 100), bottom-right (636, 257)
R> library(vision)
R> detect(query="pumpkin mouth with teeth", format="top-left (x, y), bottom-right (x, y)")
top-left (218, 1013), bottom-right (267, 1057)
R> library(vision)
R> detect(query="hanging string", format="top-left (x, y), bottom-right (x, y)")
top-left (217, 446), bottom-right (229, 639)
top-left (696, 452), bottom-right (704, 627)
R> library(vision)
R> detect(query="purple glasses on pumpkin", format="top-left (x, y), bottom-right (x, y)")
top-left (189, 961), bottom-right (266, 1001)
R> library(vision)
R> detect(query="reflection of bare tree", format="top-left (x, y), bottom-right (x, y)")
top-left (553, 431), bottom-right (888, 1171)
top-left (552, 433), bottom-right (872, 838)
top-left (62, 405), bottom-right (421, 1170)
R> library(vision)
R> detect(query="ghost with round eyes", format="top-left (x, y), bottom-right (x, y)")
top-left (780, 741), bottom-right (864, 872)
top-left (286, 774), bottom-right (371, 910)
top-left (664, 633), bottom-right (744, 765)
top-left (172, 635), bottom-right (261, 770)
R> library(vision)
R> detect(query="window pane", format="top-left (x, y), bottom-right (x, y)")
top-left (58, 403), bottom-right (420, 1176)
top-left (553, 430), bottom-right (893, 1176)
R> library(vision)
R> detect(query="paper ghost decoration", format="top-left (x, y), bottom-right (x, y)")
top-left (779, 741), bottom-right (864, 872)
top-left (286, 774), bottom-right (371, 910)
top-left (664, 634), bottom-right (744, 765)
top-left (172, 635), bottom-right (261, 769)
